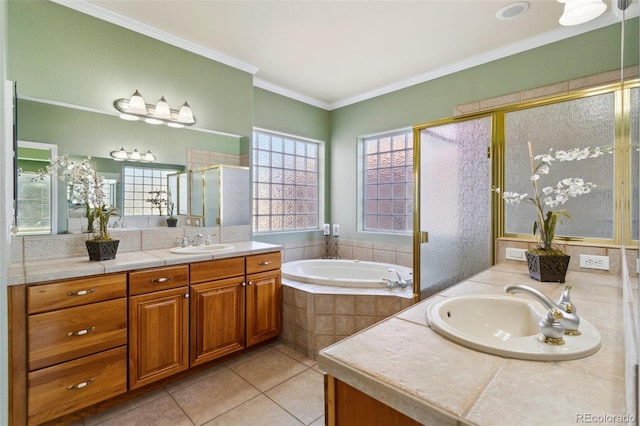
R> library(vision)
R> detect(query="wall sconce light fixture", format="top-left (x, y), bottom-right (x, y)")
top-left (557, 0), bottom-right (607, 26)
top-left (110, 147), bottom-right (156, 163)
top-left (114, 90), bottom-right (196, 128)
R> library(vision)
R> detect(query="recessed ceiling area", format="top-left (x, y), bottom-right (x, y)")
top-left (59, 0), bottom-right (638, 110)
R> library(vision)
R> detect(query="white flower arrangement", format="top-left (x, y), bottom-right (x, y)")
top-left (494, 142), bottom-right (605, 253)
top-left (36, 155), bottom-right (115, 241)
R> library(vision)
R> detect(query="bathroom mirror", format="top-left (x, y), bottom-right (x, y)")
top-left (15, 98), bottom-right (244, 234)
top-left (15, 141), bottom-right (57, 236)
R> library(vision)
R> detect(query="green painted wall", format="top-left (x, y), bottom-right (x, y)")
top-left (8, 0), bottom-right (253, 137)
top-left (17, 100), bottom-right (242, 164)
top-left (329, 19), bottom-right (639, 244)
top-left (253, 87), bottom-right (332, 243)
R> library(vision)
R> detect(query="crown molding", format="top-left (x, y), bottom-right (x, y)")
top-left (253, 78), bottom-right (331, 110)
top-left (329, 11), bottom-right (637, 110)
top-left (51, 0), bottom-right (259, 75)
top-left (49, 2), bottom-right (638, 112)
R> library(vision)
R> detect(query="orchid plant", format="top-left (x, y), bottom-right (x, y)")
top-left (146, 189), bottom-right (168, 216)
top-left (36, 155), bottom-right (115, 241)
top-left (494, 142), bottom-right (605, 254)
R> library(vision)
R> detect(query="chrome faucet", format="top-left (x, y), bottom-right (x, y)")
top-left (384, 268), bottom-right (411, 289)
top-left (191, 233), bottom-right (204, 246)
top-left (505, 284), bottom-right (580, 335)
top-left (176, 236), bottom-right (189, 248)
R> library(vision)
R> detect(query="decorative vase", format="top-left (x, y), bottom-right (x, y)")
top-left (85, 239), bottom-right (120, 261)
top-left (525, 251), bottom-right (570, 283)
top-left (167, 217), bottom-right (178, 227)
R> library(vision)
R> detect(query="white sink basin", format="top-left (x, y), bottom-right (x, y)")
top-left (427, 295), bottom-right (601, 361)
top-left (169, 244), bottom-right (234, 254)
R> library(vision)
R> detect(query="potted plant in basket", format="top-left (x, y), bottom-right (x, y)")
top-left (494, 142), bottom-right (605, 282)
top-left (36, 155), bottom-right (119, 261)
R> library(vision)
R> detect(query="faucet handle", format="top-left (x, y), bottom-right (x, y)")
top-left (176, 236), bottom-right (189, 247)
top-left (556, 284), bottom-right (577, 314)
top-left (538, 308), bottom-right (565, 345)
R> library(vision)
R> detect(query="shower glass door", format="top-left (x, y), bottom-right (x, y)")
top-left (418, 117), bottom-right (492, 298)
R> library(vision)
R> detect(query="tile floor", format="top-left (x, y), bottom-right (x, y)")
top-left (76, 342), bottom-right (325, 426)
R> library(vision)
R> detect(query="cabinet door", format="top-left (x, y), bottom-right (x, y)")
top-left (129, 286), bottom-right (189, 390)
top-left (246, 270), bottom-right (282, 347)
top-left (190, 277), bottom-right (245, 367)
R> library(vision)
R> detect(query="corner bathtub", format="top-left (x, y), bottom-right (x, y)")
top-left (281, 259), bottom-right (412, 288)
top-left (280, 259), bottom-right (415, 359)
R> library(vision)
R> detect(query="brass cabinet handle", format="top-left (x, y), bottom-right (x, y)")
top-left (151, 277), bottom-right (172, 283)
top-left (258, 260), bottom-right (272, 266)
top-left (67, 378), bottom-right (95, 390)
top-left (67, 288), bottom-right (95, 296)
top-left (67, 326), bottom-right (95, 337)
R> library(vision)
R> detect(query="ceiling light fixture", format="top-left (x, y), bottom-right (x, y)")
top-left (110, 147), bottom-right (156, 163)
top-left (558, 0), bottom-right (607, 26)
top-left (114, 90), bottom-right (196, 128)
top-left (496, 2), bottom-right (530, 20)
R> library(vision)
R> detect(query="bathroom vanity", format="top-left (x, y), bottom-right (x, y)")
top-left (8, 241), bottom-right (282, 425)
top-left (319, 262), bottom-right (630, 425)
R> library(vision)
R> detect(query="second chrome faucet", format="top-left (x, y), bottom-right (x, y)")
top-left (505, 284), bottom-right (581, 338)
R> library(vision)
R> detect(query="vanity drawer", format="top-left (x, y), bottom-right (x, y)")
top-left (28, 298), bottom-right (127, 371)
top-left (28, 346), bottom-right (127, 425)
top-left (27, 274), bottom-right (126, 314)
top-left (190, 257), bottom-right (245, 283)
top-left (129, 265), bottom-right (189, 296)
top-left (246, 252), bottom-right (281, 274)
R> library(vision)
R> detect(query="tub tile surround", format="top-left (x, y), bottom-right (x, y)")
top-left (319, 262), bottom-right (631, 425)
top-left (281, 278), bottom-right (414, 359)
top-left (282, 238), bottom-right (412, 268)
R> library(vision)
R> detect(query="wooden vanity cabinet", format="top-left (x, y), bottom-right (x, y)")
top-left (190, 257), bottom-right (246, 366)
top-left (128, 265), bottom-right (190, 390)
top-left (325, 376), bottom-right (422, 426)
top-left (25, 274), bottom-right (128, 425)
top-left (245, 252), bottom-right (282, 347)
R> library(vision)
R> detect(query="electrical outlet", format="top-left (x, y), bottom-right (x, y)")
top-left (579, 254), bottom-right (610, 271)
top-left (505, 247), bottom-right (527, 261)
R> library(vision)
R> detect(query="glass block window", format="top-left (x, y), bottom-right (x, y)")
top-left (253, 129), bottom-right (320, 233)
top-left (123, 166), bottom-right (179, 216)
top-left (363, 129), bottom-right (413, 233)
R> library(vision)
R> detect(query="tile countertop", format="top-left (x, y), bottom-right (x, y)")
top-left (318, 262), bottom-right (628, 426)
top-left (9, 240), bottom-right (282, 285)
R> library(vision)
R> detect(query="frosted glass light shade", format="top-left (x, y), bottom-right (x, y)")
top-left (142, 150), bottom-right (156, 163)
top-left (153, 96), bottom-right (172, 120)
top-left (127, 90), bottom-right (148, 115)
top-left (177, 102), bottom-right (195, 123)
top-left (110, 147), bottom-right (129, 161)
top-left (129, 149), bottom-right (141, 161)
top-left (558, 0), bottom-right (606, 25)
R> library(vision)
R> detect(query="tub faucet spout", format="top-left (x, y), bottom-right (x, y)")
top-left (386, 268), bottom-right (410, 289)
top-left (505, 284), bottom-right (580, 335)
